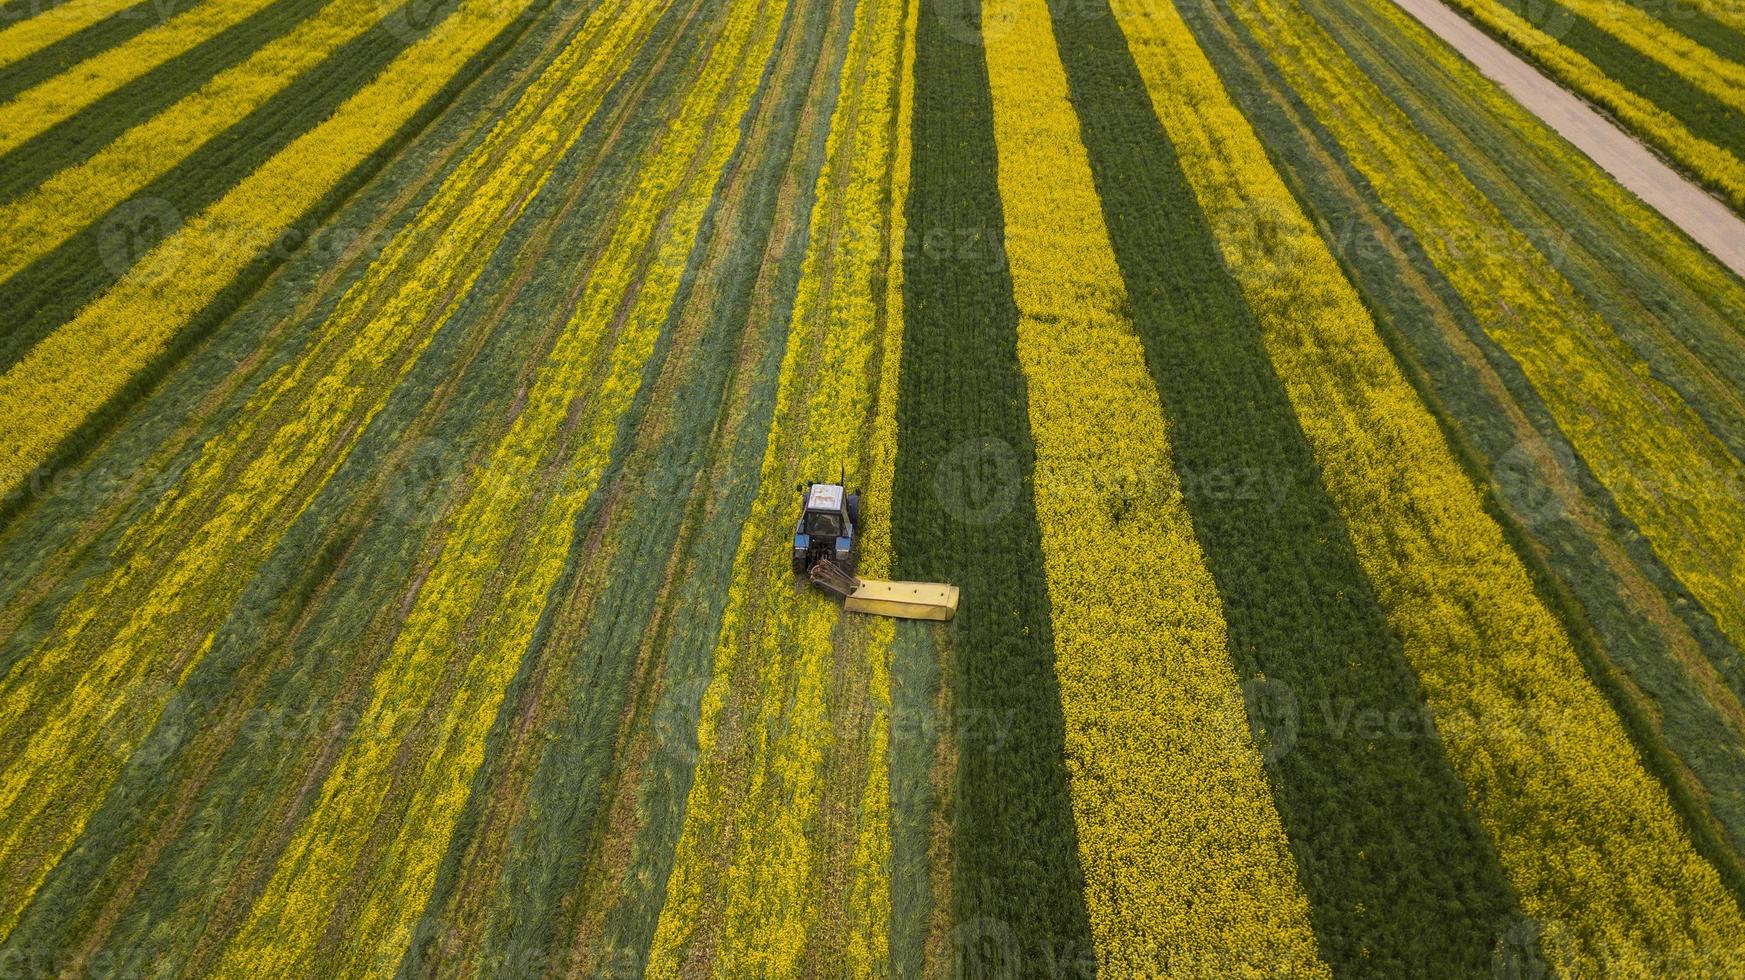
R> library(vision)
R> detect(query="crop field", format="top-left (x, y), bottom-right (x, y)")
top-left (1, 0), bottom-right (1743, 975)
top-left (1436, 0), bottom-right (1745, 210)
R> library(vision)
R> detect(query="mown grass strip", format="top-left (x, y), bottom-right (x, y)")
top-left (982, 2), bottom-right (1327, 974)
top-left (644, 1), bottom-right (906, 974)
top-left (871, 6), bottom-right (927, 977)
top-left (1115, 0), bottom-right (1745, 971)
top-left (0, 5), bottom-right (686, 970)
top-left (0, 0), bottom-right (316, 202)
top-left (209, 1), bottom-right (786, 971)
top-left (398, 0), bottom-right (823, 971)
top-left (382, 6), bottom-right (736, 977)
top-left (856, 0), bottom-right (916, 972)
top-left (0, 0), bottom-right (289, 159)
top-left (890, 0), bottom-right (1094, 970)
top-left (0, 0), bottom-right (539, 500)
top-left (384, 7), bottom-right (736, 977)
top-left (0, 0), bottom-right (638, 694)
top-left (1049, 0), bottom-right (1531, 972)
top-left (0, 0), bottom-right (200, 105)
top-left (0, 0), bottom-right (570, 673)
top-left (0, 0), bottom-right (630, 940)
top-left (575, 13), bottom-right (874, 965)
top-left (0, 0), bottom-right (395, 292)
top-left (584, 228), bottom-right (802, 978)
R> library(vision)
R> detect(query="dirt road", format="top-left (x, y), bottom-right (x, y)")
top-left (1391, 0), bottom-right (1745, 278)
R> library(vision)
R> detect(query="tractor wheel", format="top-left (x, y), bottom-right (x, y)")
top-left (792, 552), bottom-right (808, 577)
top-left (847, 493), bottom-right (861, 528)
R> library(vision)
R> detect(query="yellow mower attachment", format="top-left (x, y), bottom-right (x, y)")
top-left (808, 560), bottom-right (959, 622)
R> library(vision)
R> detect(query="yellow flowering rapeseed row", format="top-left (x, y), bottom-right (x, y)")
top-left (0, 0), bottom-right (143, 70)
top-left (0, 0), bottom-right (287, 157)
top-left (0, 0), bottom-right (654, 939)
top-left (211, 1), bottom-right (785, 972)
top-left (0, 0), bottom-right (396, 286)
top-left (1438, 0), bottom-right (1745, 209)
top-left (981, 2), bottom-right (1327, 974)
top-left (1478, 0), bottom-right (1745, 114)
top-left (839, 0), bottom-right (915, 973)
top-left (0, 0), bottom-right (533, 497)
top-left (1388, 0), bottom-right (1745, 313)
top-left (1228, 0), bottom-right (1745, 693)
top-left (1114, 0), bottom-right (1745, 971)
top-left (859, 0), bottom-right (914, 590)
top-left (646, 0), bottom-right (908, 973)
top-left (1690, 0), bottom-right (1745, 31)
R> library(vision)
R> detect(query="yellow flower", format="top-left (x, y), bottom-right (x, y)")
top-left (214, 0), bottom-right (784, 969)
top-left (983, 1), bottom-right (1328, 973)
top-left (0, 0), bottom-right (287, 158)
top-left (1112, 0), bottom-right (1745, 969)
top-left (647, 1), bottom-right (912, 974)
top-left (0, 0), bottom-right (665, 942)
top-left (0, 0), bottom-right (406, 286)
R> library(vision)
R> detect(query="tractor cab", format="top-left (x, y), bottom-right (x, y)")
top-left (792, 482), bottom-right (860, 576)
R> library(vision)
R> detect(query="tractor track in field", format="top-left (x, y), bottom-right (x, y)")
top-left (422, 1), bottom-right (834, 971)
top-left (9, 0), bottom-right (1745, 970)
top-left (0, 1), bottom-right (594, 875)
top-left (0, 0), bottom-right (672, 962)
top-left (315, 58), bottom-right (728, 952)
top-left (413, 2), bottom-right (740, 949)
top-left (0, 0), bottom-right (614, 673)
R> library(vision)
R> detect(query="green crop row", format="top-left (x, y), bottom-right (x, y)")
top-left (889, 0), bottom-right (1096, 970)
top-left (1443, 0), bottom-right (1745, 212)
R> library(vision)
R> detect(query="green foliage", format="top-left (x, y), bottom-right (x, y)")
top-left (1050, 1), bottom-right (1530, 972)
top-left (890, 0), bottom-right (1095, 971)
top-left (0, 0), bottom-right (202, 105)
top-left (1187, 0), bottom-right (1745, 899)
top-left (0, 0), bottom-right (459, 372)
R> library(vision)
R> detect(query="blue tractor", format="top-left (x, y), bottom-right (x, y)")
top-left (792, 481), bottom-right (861, 577)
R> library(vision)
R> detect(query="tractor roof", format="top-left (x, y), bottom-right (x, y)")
top-left (806, 483), bottom-right (844, 512)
